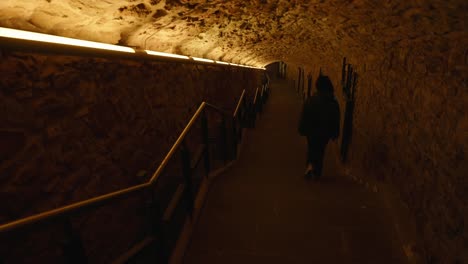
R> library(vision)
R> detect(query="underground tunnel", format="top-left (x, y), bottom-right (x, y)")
top-left (0, 0), bottom-right (466, 263)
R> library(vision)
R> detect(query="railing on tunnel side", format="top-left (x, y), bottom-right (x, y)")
top-left (0, 83), bottom-right (270, 264)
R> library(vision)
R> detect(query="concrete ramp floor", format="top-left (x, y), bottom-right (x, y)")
top-left (183, 79), bottom-right (407, 264)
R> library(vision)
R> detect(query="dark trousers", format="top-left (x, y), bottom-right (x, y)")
top-left (306, 136), bottom-right (328, 177)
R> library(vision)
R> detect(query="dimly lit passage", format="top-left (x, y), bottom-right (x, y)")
top-left (0, 0), bottom-right (466, 263)
top-left (184, 79), bottom-right (405, 263)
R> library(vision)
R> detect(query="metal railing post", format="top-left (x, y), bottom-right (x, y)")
top-left (181, 141), bottom-right (194, 218)
top-left (266, 84), bottom-right (270, 101)
top-left (248, 102), bottom-right (254, 128)
top-left (240, 98), bottom-right (247, 136)
top-left (221, 116), bottom-right (228, 163)
top-left (148, 190), bottom-right (168, 262)
top-left (258, 87), bottom-right (263, 114)
top-left (250, 88), bottom-right (259, 128)
top-left (62, 218), bottom-right (87, 264)
top-left (232, 116), bottom-right (238, 159)
top-left (201, 109), bottom-right (210, 176)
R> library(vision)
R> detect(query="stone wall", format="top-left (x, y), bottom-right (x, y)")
top-left (286, 29), bottom-right (467, 263)
top-left (0, 49), bottom-right (261, 263)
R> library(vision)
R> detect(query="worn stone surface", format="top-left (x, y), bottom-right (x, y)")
top-left (0, 0), bottom-right (466, 262)
top-left (0, 50), bottom-right (260, 263)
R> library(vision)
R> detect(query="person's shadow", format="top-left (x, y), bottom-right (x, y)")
top-left (340, 61), bottom-right (357, 163)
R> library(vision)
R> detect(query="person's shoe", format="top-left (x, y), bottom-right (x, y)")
top-left (304, 164), bottom-right (313, 180)
top-left (304, 169), bottom-right (314, 180)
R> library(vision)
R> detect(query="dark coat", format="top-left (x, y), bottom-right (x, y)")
top-left (298, 92), bottom-right (340, 142)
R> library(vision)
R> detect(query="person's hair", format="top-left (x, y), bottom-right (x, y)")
top-left (316, 75), bottom-right (334, 94)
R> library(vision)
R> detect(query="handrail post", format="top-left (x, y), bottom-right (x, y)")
top-left (258, 86), bottom-right (263, 114)
top-left (261, 84), bottom-right (265, 104)
top-left (220, 116), bottom-right (228, 163)
top-left (61, 218), bottom-right (88, 264)
top-left (250, 88), bottom-right (259, 128)
top-left (251, 102), bottom-right (256, 128)
top-left (248, 94), bottom-right (252, 128)
top-left (148, 190), bottom-right (168, 262)
top-left (181, 141), bottom-right (194, 218)
top-left (239, 98), bottom-right (247, 137)
top-left (201, 109), bottom-right (210, 176)
top-left (232, 116), bottom-right (238, 159)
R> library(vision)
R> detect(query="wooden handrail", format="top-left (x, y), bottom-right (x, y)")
top-left (0, 89), bottom-right (247, 233)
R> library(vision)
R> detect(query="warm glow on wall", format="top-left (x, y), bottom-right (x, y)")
top-left (0, 27), bottom-right (135, 53)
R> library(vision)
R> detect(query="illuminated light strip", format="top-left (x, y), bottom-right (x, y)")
top-left (0, 27), bottom-right (266, 69)
top-left (145, 50), bottom-right (189, 59)
top-left (192, 57), bottom-right (215, 63)
top-left (0, 27), bottom-right (135, 53)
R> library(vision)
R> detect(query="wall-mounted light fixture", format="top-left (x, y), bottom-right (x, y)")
top-left (0, 27), bottom-right (265, 70)
top-left (0, 27), bottom-right (135, 53)
top-left (192, 57), bottom-right (215, 63)
top-left (145, 50), bottom-right (189, 60)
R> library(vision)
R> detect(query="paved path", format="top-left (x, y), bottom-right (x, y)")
top-left (183, 79), bottom-right (407, 263)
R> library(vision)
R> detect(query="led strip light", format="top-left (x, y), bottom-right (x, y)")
top-left (0, 27), bottom-right (265, 69)
top-left (145, 50), bottom-right (189, 60)
top-left (0, 27), bottom-right (135, 53)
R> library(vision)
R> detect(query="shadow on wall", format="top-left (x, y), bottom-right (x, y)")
top-left (299, 67), bottom-right (319, 101)
top-left (297, 66), bottom-right (306, 100)
top-left (340, 57), bottom-right (358, 163)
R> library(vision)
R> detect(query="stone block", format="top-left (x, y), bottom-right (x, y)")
top-left (0, 130), bottom-right (25, 163)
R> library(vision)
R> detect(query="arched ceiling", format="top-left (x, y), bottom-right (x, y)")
top-left (0, 0), bottom-right (466, 67)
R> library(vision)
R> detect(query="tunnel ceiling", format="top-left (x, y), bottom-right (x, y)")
top-left (0, 0), bottom-right (465, 67)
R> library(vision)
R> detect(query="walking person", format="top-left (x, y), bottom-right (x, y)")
top-left (298, 75), bottom-right (340, 180)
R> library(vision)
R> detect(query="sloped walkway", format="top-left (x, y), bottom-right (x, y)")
top-left (183, 79), bottom-right (407, 263)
